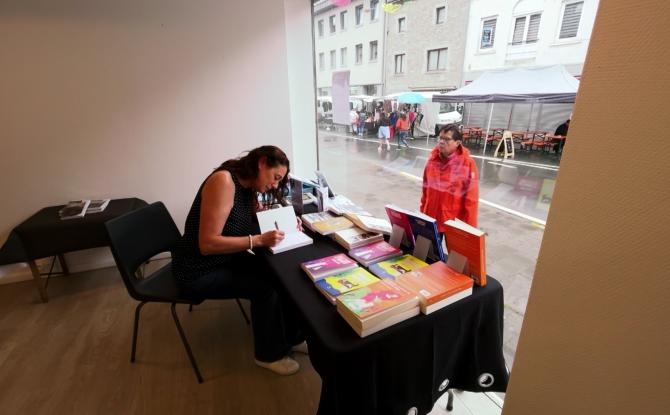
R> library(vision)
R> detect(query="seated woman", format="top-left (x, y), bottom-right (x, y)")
top-left (172, 145), bottom-right (305, 375)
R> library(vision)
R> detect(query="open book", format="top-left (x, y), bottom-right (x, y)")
top-left (256, 206), bottom-right (313, 254)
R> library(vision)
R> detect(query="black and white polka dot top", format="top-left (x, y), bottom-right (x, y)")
top-left (172, 168), bottom-right (259, 282)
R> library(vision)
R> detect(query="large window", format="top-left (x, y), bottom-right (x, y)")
top-left (329, 15), bottom-right (336, 34)
top-left (330, 49), bottom-right (336, 69)
top-left (355, 5), bottom-right (363, 25)
top-left (317, 20), bottom-right (324, 37)
top-left (370, 0), bottom-right (379, 21)
top-left (481, 18), bottom-right (497, 49)
top-left (340, 11), bottom-right (347, 30)
top-left (512, 13), bottom-right (542, 45)
top-left (355, 43), bottom-right (363, 64)
top-left (394, 53), bottom-right (405, 74)
top-left (559, 1), bottom-right (584, 38)
top-left (427, 47), bottom-right (447, 71)
top-left (436, 6), bottom-right (446, 24)
top-left (369, 40), bottom-right (378, 61)
top-left (340, 47), bottom-right (347, 67)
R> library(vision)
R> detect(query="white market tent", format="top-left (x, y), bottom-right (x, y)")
top-left (432, 65), bottom-right (579, 155)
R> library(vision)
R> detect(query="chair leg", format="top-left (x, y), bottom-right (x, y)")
top-left (189, 304), bottom-right (193, 312)
top-left (131, 301), bottom-right (147, 363)
top-left (446, 389), bottom-right (454, 411)
top-left (235, 298), bottom-right (251, 326)
top-left (170, 303), bottom-right (204, 383)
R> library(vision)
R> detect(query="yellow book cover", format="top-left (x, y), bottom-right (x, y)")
top-left (368, 255), bottom-right (429, 280)
top-left (312, 216), bottom-right (355, 235)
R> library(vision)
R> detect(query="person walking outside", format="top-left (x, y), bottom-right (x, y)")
top-left (389, 110), bottom-right (398, 141)
top-left (395, 112), bottom-right (410, 149)
top-left (420, 125), bottom-right (479, 230)
top-left (377, 111), bottom-right (391, 151)
top-left (350, 109), bottom-right (359, 135)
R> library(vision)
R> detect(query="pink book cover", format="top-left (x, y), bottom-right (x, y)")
top-left (301, 253), bottom-right (357, 281)
top-left (349, 241), bottom-right (402, 264)
top-left (385, 205), bottom-right (415, 247)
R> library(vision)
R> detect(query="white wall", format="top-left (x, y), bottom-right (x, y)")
top-left (463, 0), bottom-right (599, 79)
top-left (314, 0), bottom-right (385, 88)
top-left (0, 0), bottom-right (316, 282)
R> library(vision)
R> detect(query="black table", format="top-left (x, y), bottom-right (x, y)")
top-left (0, 198), bottom-right (148, 302)
top-left (263, 234), bottom-right (508, 415)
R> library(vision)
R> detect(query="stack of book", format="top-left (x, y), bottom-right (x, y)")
top-left (302, 212), bottom-right (355, 235)
top-left (301, 253), bottom-right (357, 282)
top-left (327, 195), bottom-right (372, 216)
top-left (336, 279), bottom-right (420, 337)
top-left (58, 200), bottom-right (91, 220)
top-left (344, 213), bottom-right (393, 235)
top-left (348, 241), bottom-right (402, 267)
top-left (368, 254), bottom-right (429, 280)
top-left (332, 227), bottom-right (384, 250)
top-left (395, 261), bottom-right (473, 314)
top-left (314, 267), bottom-right (380, 304)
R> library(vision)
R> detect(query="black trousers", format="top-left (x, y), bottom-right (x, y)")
top-left (180, 254), bottom-right (303, 362)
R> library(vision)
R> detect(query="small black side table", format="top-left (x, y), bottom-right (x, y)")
top-left (0, 198), bottom-right (148, 302)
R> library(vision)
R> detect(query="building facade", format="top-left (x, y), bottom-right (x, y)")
top-left (383, 0), bottom-right (471, 94)
top-left (463, 0), bottom-right (600, 82)
top-left (313, 0), bottom-right (386, 96)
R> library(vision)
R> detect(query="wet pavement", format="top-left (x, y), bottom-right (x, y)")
top-left (316, 127), bottom-right (554, 373)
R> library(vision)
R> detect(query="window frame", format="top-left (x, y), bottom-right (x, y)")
top-left (355, 43), bottom-right (363, 65)
top-left (370, 0), bottom-right (379, 22)
top-left (510, 13), bottom-right (542, 45)
top-left (318, 52), bottom-right (325, 71)
top-left (317, 19), bottom-right (324, 37)
top-left (558, 0), bottom-right (584, 40)
top-left (355, 5), bottom-right (364, 26)
top-left (398, 16), bottom-right (406, 33)
top-left (330, 49), bottom-right (337, 69)
top-left (480, 17), bottom-right (497, 49)
top-left (394, 53), bottom-right (406, 75)
top-left (426, 47), bottom-right (448, 72)
top-left (436, 6), bottom-right (446, 25)
top-left (340, 10), bottom-right (347, 31)
top-left (369, 40), bottom-right (378, 62)
top-left (340, 47), bottom-right (348, 67)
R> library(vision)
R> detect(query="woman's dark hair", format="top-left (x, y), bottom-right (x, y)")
top-left (438, 124), bottom-right (463, 141)
top-left (217, 145), bottom-right (290, 206)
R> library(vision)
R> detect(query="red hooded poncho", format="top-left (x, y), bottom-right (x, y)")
top-left (420, 144), bottom-right (479, 232)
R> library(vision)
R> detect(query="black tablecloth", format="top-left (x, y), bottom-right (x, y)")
top-left (0, 198), bottom-right (148, 265)
top-left (262, 233), bottom-right (508, 415)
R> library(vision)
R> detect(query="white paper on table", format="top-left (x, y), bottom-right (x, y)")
top-left (256, 206), bottom-right (313, 253)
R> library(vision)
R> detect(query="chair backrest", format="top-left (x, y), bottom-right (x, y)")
top-left (105, 202), bottom-right (181, 299)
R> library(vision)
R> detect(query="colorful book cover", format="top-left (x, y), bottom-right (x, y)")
top-left (348, 241), bottom-right (402, 266)
top-left (336, 279), bottom-right (418, 321)
top-left (314, 267), bottom-right (379, 298)
top-left (368, 254), bottom-right (429, 280)
top-left (311, 216), bottom-right (354, 235)
top-left (444, 219), bottom-right (486, 286)
top-left (301, 253), bottom-right (357, 281)
top-left (396, 262), bottom-right (473, 311)
top-left (406, 213), bottom-right (445, 262)
top-left (384, 204), bottom-right (415, 248)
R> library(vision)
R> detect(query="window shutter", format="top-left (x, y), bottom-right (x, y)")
top-left (559, 2), bottom-right (583, 39)
top-left (512, 17), bottom-right (526, 45)
top-left (527, 14), bottom-right (541, 43)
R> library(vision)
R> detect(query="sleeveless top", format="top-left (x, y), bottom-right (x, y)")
top-left (172, 169), bottom-right (259, 281)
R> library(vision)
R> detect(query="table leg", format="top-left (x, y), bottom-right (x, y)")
top-left (57, 254), bottom-right (70, 275)
top-left (28, 260), bottom-right (48, 303)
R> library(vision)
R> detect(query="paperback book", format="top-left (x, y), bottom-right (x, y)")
top-left (256, 206), bottom-right (313, 254)
top-left (395, 261), bottom-right (473, 314)
top-left (314, 267), bottom-right (380, 304)
top-left (59, 200), bottom-right (91, 220)
top-left (301, 253), bottom-right (357, 282)
top-left (327, 195), bottom-right (372, 217)
top-left (344, 213), bottom-right (393, 235)
top-left (368, 254), bottom-right (429, 280)
top-left (406, 212), bottom-right (445, 262)
top-left (384, 204), bottom-right (415, 248)
top-left (85, 199), bottom-right (110, 214)
top-left (332, 227), bottom-right (384, 250)
top-left (336, 279), bottom-right (420, 337)
top-left (444, 219), bottom-right (487, 286)
top-left (348, 241), bottom-right (403, 267)
top-left (302, 211), bottom-right (337, 231)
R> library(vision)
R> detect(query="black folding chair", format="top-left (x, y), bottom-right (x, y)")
top-left (105, 201), bottom-right (249, 383)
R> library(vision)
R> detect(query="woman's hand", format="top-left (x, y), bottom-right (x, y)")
top-left (296, 217), bottom-right (303, 232)
top-left (257, 230), bottom-right (285, 247)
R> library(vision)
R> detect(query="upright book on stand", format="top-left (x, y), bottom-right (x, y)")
top-left (406, 211), bottom-right (445, 262)
top-left (384, 204), bottom-right (415, 248)
top-left (443, 219), bottom-right (487, 286)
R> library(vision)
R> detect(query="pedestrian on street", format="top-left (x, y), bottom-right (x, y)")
top-left (377, 112), bottom-right (392, 151)
top-left (389, 110), bottom-right (398, 141)
top-left (553, 118), bottom-right (570, 154)
top-left (420, 124), bottom-right (479, 230)
top-left (350, 109), bottom-right (359, 135)
top-left (395, 112), bottom-right (410, 149)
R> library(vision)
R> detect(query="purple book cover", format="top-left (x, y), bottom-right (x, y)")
top-left (301, 253), bottom-right (357, 280)
top-left (349, 241), bottom-right (402, 263)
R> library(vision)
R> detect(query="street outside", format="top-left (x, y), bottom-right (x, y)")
top-left (316, 126), bottom-right (558, 377)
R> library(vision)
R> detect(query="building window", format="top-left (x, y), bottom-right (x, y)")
top-left (481, 18), bottom-right (497, 49)
top-left (330, 50), bottom-right (336, 69)
top-left (329, 15), bottom-right (336, 33)
top-left (355, 44), bottom-right (363, 64)
top-left (370, 0), bottom-right (379, 21)
top-left (512, 13), bottom-right (542, 45)
top-left (398, 17), bottom-right (406, 33)
top-left (317, 20), bottom-right (324, 37)
top-left (340, 11), bottom-right (347, 30)
top-left (427, 47), bottom-right (447, 71)
top-left (559, 1), bottom-right (584, 39)
top-left (355, 5), bottom-right (364, 25)
top-left (369, 40), bottom-right (378, 61)
top-left (394, 54), bottom-right (405, 74)
top-left (436, 6), bottom-right (446, 24)
top-left (340, 47), bottom-right (347, 67)
top-left (319, 52), bottom-right (325, 70)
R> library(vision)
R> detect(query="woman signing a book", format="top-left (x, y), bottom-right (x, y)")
top-left (172, 145), bottom-right (306, 375)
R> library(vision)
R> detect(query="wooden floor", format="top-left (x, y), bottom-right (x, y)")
top-left (0, 262), bottom-right (321, 414)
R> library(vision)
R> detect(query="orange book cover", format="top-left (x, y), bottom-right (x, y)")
top-left (444, 219), bottom-right (486, 286)
top-left (396, 262), bottom-right (474, 308)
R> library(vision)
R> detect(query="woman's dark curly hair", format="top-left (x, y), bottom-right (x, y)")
top-left (217, 145), bottom-right (290, 207)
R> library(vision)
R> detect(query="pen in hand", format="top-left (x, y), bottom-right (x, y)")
top-left (275, 221), bottom-right (280, 231)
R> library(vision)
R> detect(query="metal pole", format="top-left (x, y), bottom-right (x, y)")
top-left (482, 102), bottom-right (494, 155)
top-left (527, 102), bottom-right (535, 132)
